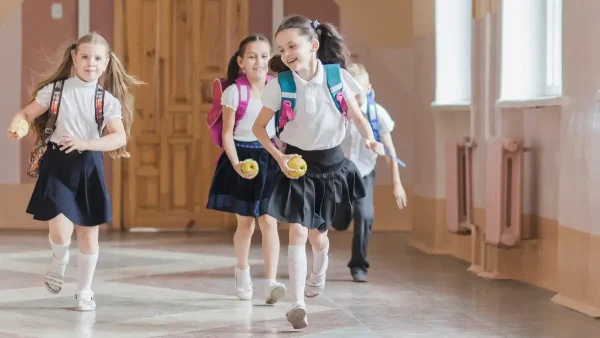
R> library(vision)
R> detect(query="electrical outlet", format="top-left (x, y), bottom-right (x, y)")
top-left (51, 3), bottom-right (63, 20)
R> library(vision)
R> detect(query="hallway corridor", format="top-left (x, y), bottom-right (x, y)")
top-left (0, 230), bottom-right (597, 337)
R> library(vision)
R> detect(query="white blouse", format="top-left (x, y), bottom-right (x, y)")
top-left (221, 84), bottom-right (276, 141)
top-left (35, 76), bottom-right (122, 144)
top-left (261, 60), bottom-right (362, 151)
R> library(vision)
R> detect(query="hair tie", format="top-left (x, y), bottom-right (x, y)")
top-left (311, 19), bottom-right (320, 29)
top-left (71, 43), bottom-right (77, 50)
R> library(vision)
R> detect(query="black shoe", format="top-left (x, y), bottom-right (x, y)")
top-left (350, 268), bottom-right (368, 283)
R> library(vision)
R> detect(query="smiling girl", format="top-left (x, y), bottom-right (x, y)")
top-left (7, 32), bottom-right (141, 311)
top-left (206, 35), bottom-right (286, 305)
top-left (252, 16), bottom-right (385, 329)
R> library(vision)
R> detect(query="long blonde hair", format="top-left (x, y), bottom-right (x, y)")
top-left (30, 32), bottom-right (143, 158)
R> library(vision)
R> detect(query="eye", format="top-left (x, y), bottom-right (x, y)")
top-left (82, 55), bottom-right (88, 60)
top-left (95, 57), bottom-right (102, 61)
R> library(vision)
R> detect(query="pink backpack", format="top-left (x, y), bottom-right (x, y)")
top-left (207, 74), bottom-right (274, 148)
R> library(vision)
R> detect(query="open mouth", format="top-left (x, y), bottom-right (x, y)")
top-left (287, 58), bottom-right (297, 65)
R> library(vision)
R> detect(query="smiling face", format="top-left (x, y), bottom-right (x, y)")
top-left (72, 43), bottom-right (109, 82)
top-left (276, 28), bottom-right (319, 73)
top-left (238, 40), bottom-right (271, 81)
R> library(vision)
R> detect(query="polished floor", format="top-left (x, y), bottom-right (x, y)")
top-left (0, 230), bottom-right (598, 338)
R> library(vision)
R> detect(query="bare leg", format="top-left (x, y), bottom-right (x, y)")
top-left (257, 215), bottom-right (286, 304)
top-left (233, 215), bottom-right (255, 300)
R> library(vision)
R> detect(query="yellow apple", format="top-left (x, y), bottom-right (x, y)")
top-left (240, 159), bottom-right (259, 175)
top-left (288, 157), bottom-right (307, 178)
top-left (10, 119), bottom-right (29, 139)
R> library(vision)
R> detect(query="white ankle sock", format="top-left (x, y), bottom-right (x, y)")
top-left (288, 245), bottom-right (307, 306)
top-left (311, 245), bottom-right (329, 275)
top-left (76, 251), bottom-right (98, 296)
top-left (49, 237), bottom-right (70, 276)
top-left (235, 267), bottom-right (252, 288)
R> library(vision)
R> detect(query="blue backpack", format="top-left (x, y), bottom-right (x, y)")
top-left (274, 64), bottom-right (405, 166)
top-left (365, 89), bottom-right (381, 141)
top-left (274, 64), bottom-right (382, 140)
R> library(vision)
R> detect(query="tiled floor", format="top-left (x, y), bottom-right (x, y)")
top-left (0, 230), bottom-right (598, 337)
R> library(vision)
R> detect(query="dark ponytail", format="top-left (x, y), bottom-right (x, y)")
top-left (272, 15), bottom-right (350, 73)
top-left (225, 34), bottom-right (271, 87)
top-left (225, 51), bottom-right (241, 87)
top-left (268, 54), bottom-right (289, 73)
top-left (314, 22), bottom-right (349, 70)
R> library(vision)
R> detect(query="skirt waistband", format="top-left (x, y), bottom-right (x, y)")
top-left (234, 140), bottom-right (264, 149)
top-left (284, 145), bottom-right (345, 174)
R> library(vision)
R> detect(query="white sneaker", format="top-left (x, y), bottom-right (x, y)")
top-left (44, 255), bottom-right (68, 294)
top-left (286, 303), bottom-right (308, 329)
top-left (75, 293), bottom-right (96, 311)
top-left (235, 267), bottom-right (252, 300)
top-left (305, 270), bottom-right (326, 297)
top-left (264, 281), bottom-right (286, 304)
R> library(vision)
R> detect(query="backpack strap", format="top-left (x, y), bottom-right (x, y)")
top-left (94, 83), bottom-right (105, 136)
top-left (276, 70), bottom-right (297, 137)
top-left (366, 89), bottom-right (381, 141)
top-left (234, 75), bottom-right (251, 127)
top-left (323, 64), bottom-right (348, 122)
top-left (41, 79), bottom-right (65, 144)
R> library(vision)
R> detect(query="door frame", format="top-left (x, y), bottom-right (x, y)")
top-left (111, 0), bottom-right (125, 231)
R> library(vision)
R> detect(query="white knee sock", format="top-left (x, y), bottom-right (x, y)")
top-left (49, 236), bottom-right (70, 276)
top-left (288, 245), bottom-right (307, 306)
top-left (311, 244), bottom-right (329, 275)
top-left (76, 251), bottom-right (98, 296)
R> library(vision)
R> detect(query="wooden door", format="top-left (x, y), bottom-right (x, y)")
top-left (114, 0), bottom-right (248, 229)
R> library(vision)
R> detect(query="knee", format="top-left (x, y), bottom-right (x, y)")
top-left (257, 215), bottom-right (277, 232)
top-left (356, 207), bottom-right (375, 227)
top-left (308, 229), bottom-right (328, 249)
top-left (288, 223), bottom-right (308, 245)
top-left (237, 217), bottom-right (256, 234)
top-left (75, 227), bottom-right (99, 254)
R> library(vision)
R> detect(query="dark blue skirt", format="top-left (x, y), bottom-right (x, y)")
top-left (266, 145), bottom-right (366, 232)
top-left (206, 140), bottom-right (279, 217)
top-left (26, 142), bottom-right (111, 226)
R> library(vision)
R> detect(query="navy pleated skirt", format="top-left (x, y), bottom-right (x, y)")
top-left (26, 142), bottom-right (111, 226)
top-left (266, 144), bottom-right (366, 232)
top-left (206, 140), bottom-right (279, 217)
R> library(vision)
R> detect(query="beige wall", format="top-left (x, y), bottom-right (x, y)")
top-left (0, 5), bottom-right (22, 184)
top-left (408, 0), bottom-right (600, 317)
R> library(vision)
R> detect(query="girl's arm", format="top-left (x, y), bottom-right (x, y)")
top-left (252, 107), bottom-right (282, 160)
top-left (62, 119), bottom-right (127, 153)
top-left (380, 131), bottom-right (408, 209)
top-left (345, 97), bottom-right (385, 155)
top-left (7, 102), bottom-right (47, 139)
top-left (252, 106), bottom-right (301, 179)
top-left (221, 106), bottom-right (256, 179)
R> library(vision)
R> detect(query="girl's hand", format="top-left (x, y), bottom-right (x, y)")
top-left (7, 113), bottom-right (27, 140)
top-left (393, 182), bottom-right (407, 209)
top-left (7, 128), bottom-right (19, 140)
top-left (59, 134), bottom-right (89, 153)
top-left (365, 139), bottom-right (385, 156)
top-left (276, 153), bottom-right (302, 179)
top-left (233, 160), bottom-right (259, 180)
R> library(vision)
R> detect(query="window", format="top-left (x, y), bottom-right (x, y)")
top-left (433, 0), bottom-right (473, 106)
top-left (499, 0), bottom-right (562, 101)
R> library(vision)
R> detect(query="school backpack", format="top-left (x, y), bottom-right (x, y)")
top-left (27, 79), bottom-right (105, 178)
top-left (365, 89), bottom-right (381, 141)
top-left (207, 74), bottom-right (274, 148)
top-left (275, 64), bottom-right (349, 138)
